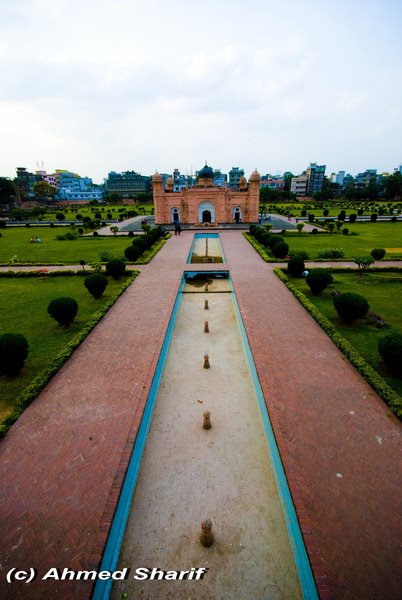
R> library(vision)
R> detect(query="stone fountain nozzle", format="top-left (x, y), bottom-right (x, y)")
top-left (204, 321), bottom-right (209, 333)
top-left (200, 519), bottom-right (214, 547)
top-left (203, 353), bottom-right (210, 369)
top-left (204, 299), bottom-right (209, 310)
top-left (203, 411), bottom-right (212, 429)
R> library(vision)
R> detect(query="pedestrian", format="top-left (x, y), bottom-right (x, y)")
top-left (174, 222), bottom-right (178, 235)
top-left (177, 222), bottom-right (182, 235)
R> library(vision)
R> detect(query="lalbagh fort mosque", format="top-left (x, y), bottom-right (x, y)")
top-left (153, 164), bottom-right (260, 225)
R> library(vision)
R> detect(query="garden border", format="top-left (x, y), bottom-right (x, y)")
top-left (273, 268), bottom-right (401, 419)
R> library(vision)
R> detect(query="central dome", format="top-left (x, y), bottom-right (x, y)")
top-left (197, 164), bottom-right (214, 180)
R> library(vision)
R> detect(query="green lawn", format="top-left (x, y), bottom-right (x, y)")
top-left (289, 271), bottom-right (402, 397)
top-left (42, 203), bottom-right (154, 221)
top-left (259, 202), bottom-right (401, 218)
top-left (0, 275), bottom-right (133, 420)
top-left (279, 222), bottom-right (402, 259)
top-left (0, 227), bottom-right (142, 264)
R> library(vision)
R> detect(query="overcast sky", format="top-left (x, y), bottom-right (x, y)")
top-left (0, 0), bottom-right (401, 183)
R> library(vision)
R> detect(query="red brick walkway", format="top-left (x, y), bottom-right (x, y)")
top-left (0, 231), bottom-right (401, 600)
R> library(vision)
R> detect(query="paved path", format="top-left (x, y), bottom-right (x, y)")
top-left (0, 231), bottom-right (401, 600)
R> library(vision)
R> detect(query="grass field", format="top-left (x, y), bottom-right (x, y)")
top-left (0, 274), bottom-right (134, 420)
top-left (0, 227), bottom-right (150, 264)
top-left (42, 203), bottom-right (154, 220)
top-left (289, 271), bottom-right (402, 397)
top-left (274, 222), bottom-right (402, 259)
top-left (259, 202), bottom-right (402, 218)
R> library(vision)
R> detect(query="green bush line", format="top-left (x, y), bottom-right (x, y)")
top-left (0, 272), bottom-right (139, 438)
top-left (243, 233), bottom-right (275, 261)
top-left (273, 268), bottom-right (402, 419)
top-left (134, 233), bottom-right (171, 264)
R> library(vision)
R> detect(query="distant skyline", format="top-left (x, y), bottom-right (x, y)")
top-left (1, 0), bottom-right (401, 184)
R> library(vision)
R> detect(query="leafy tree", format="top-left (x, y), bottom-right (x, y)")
top-left (354, 255), bottom-right (375, 277)
top-left (327, 222), bottom-right (335, 234)
top-left (296, 223), bottom-right (304, 232)
top-left (370, 248), bottom-right (386, 261)
top-left (287, 255), bottom-right (305, 277)
top-left (110, 226), bottom-right (119, 237)
top-left (0, 178), bottom-right (18, 206)
top-left (56, 212), bottom-right (66, 221)
top-left (382, 172), bottom-right (402, 200)
top-left (33, 181), bottom-right (58, 202)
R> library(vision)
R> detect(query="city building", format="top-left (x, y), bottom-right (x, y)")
top-left (290, 175), bottom-right (308, 196)
top-left (153, 164), bottom-right (260, 225)
top-left (173, 169), bottom-right (195, 192)
top-left (15, 167), bottom-right (43, 196)
top-left (335, 171), bottom-right (345, 186)
top-left (306, 163), bottom-right (326, 195)
top-left (260, 178), bottom-right (285, 190)
top-left (355, 169), bottom-right (377, 186)
top-left (228, 167), bottom-right (245, 190)
top-left (105, 171), bottom-right (151, 198)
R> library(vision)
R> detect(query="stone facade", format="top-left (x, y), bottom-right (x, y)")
top-left (153, 165), bottom-right (260, 225)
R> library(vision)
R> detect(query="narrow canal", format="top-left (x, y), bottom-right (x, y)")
top-left (110, 274), bottom-right (303, 599)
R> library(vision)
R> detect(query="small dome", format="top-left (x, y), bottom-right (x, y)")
top-left (166, 177), bottom-right (174, 185)
top-left (239, 176), bottom-right (247, 184)
top-left (249, 169), bottom-right (260, 181)
top-left (197, 164), bottom-right (214, 179)
top-left (152, 171), bottom-right (162, 182)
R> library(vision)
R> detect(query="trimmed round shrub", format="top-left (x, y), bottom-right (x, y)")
top-left (150, 226), bottom-right (163, 240)
top-left (342, 228), bottom-right (349, 235)
top-left (65, 231), bottom-right (77, 240)
top-left (287, 255), bottom-right (305, 277)
top-left (124, 245), bottom-right (141, 261)
top-left (333, 292), bottom-right (369, 322)
top-left (308, 213), bottom-right (315, 223)
top-left (323, 208), bottom-right (329, 216)
top-left (132, 236), bottom-right (148, 254)
top-left (268, 235), bottom-right (284, 251)
top-left (289, 250), bottom-right (310, 260)
top-left (47, 297), bottom-right (78, 326)
top-left (142, 233), bottom-right (154, 249)
top-left (300, 209), bottom-right (307, 217)
top-left (311, 228), bottom-right (318, 235)
top-left (349, 213), bottom-right (357, 223)
top-left (370, 248), bottom-right (386, 260)
top-left (391, 216), bottom-right (397, 222)
top-left (306, 269), bottom-right (333, 295)
top-left (106, 258), bottom-right (126, 279)
top-left (272, 241), bottom-right (289, 258)
top-left (84, 273), bottom-right (108, 299)
top-left (378, 333), bottom-right (402, 375)
top-left (370, 213), bottom-right (378, 222)
top-left (0, 333), bottom-right (29, 376)
top-left (128, 231), bottom-right (134, 237)
top-left (92, 231), bottom-right (99, 237)
top-left (357, 208), bottom-right (364, 216)
top-left (78, 227), bottom-right (84, 234)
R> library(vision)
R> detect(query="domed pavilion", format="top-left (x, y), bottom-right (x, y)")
top-left (153, 164), bottom-right (260, 226)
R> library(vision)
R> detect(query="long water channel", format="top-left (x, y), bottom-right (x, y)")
top-left (101, 269), bottom-right (314, 599)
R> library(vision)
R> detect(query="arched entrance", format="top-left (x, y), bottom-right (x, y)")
top-left (233, 207), bottom-right (242, 223)
top-left (198, 201), bottom-right (215, 223)
top-left (171, 207), bottom-right (180, 223)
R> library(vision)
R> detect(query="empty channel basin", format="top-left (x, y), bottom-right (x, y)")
top-left (95, 272), bottom-right (317, 600)
top-left (187, 233), bottom-right (225, 263)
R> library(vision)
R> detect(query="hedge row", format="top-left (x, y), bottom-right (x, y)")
top-left (0, 271), bottom-right (139, 438)
top-left (134, 233), bottom-right (171, 264)
top-left (274, 268), bottom-right (402, 419)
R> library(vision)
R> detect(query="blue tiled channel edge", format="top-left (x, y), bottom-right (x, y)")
top-left (93, 270), bottom-right (318, 600)
top-left (186, 232), bottom-right (226, 263)
top-left (228, 276), bottom-right (318, 600)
